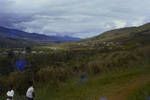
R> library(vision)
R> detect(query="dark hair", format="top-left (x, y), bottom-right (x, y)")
top-left (9, 84), bottom-right (13, 91)
top-left (28, 81), bottom-right (33, 86)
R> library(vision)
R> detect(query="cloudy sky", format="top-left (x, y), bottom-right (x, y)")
top-left (0, 0), bottom-right (150, 38)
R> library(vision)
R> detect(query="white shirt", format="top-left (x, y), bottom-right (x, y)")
top-left (26, 86), bottom-right (34, 98)
top-left (6, 90), bottom-right (14, 100)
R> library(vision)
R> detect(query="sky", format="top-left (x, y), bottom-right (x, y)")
top-left (0, 0), bottom-right (150, 38)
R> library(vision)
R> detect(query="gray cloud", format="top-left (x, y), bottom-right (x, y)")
top-left (0, 0), bottom-right (150, 38)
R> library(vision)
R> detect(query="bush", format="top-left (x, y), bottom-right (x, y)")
top-left (37, 66), bottom-right (70, 85)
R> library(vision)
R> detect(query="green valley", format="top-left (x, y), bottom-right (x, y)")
top-left (0, 23), bottom-right (150, 100)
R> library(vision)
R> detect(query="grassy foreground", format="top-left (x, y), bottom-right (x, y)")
top-left (35, 64), bottom-right (150, 100)
top-left (1, 46), bottom-right (150, 100)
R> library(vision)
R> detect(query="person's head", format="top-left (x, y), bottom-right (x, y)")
top-left (28, 81), bottom-right (33, 87)
top-left (9, 84), bottom-right (13, 91)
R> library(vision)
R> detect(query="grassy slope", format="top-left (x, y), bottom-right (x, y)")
top-left (36, 64), bottom-right (150, 100)
top-left (86, 23), bottom-right (150, 43)
top-left (2, 62), bottom-right (149, 100)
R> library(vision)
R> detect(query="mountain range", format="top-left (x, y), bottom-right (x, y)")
top-left (0, 26), bottom-right (80, 47)
top-left (84, 23), bottom-right (150, 45)
top-left (0, 23), bottom-right (150, 48)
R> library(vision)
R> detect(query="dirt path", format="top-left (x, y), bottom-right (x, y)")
top-left (107, 74), bottom-right (150, 100)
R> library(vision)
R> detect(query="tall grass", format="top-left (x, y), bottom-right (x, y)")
top-left (0, 45), bottom-right (149, 99)
top-left (128, 83), bottom-right (150, 100)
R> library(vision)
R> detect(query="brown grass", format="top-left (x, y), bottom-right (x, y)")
top-left (107, 74), bottom-right (150, 100)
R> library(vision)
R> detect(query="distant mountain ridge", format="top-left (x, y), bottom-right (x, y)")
top-left (83, 23), bottom-right (150, 45)
top-left (0, 26), bottom-right (80, 47)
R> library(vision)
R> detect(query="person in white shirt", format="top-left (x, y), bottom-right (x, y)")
top-left (26, 81), bottom-right (35, 100)
top-left (6, 85), bottom-right (14, 100)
